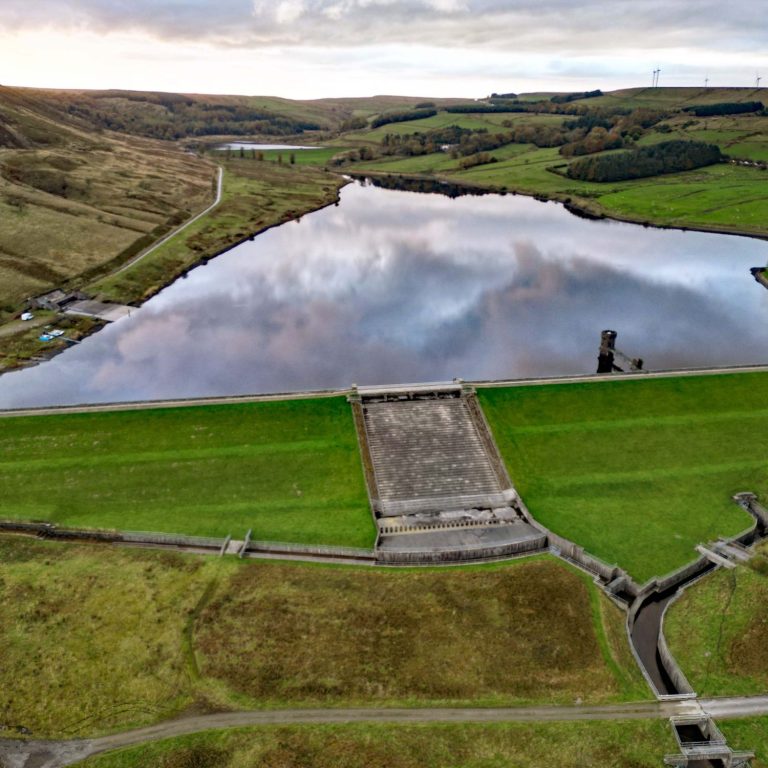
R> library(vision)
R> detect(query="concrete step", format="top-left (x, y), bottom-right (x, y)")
top-left (364, 397), bottom-right (504, 505)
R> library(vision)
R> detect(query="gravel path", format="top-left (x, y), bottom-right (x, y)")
top-left (7, 695), bottom-right (768, 768)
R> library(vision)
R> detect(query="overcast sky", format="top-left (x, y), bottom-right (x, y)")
top-left (2, 0), bottom-right (766, 98)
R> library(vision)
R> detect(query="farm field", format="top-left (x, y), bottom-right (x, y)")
top-left (349, 87), bottom-right (768, 239)
top-left (478, 372), bottom-right (766, 583)
top-left (0, 537), bottom-right (647, 739)
top-left (0, 397), bottom-right (373, 545)
top-left (74, 720), bottom-right (677, 768)
top-left (665, 543), bottom-right (768, 696)
top-left (358, 142), bottom-right (768, 237)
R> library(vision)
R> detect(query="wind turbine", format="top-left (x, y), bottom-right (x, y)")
top-left (756, 73), bottom-right (762, 88)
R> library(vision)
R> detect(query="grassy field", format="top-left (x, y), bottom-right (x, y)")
top-left (346, 87), bottom-right (768, 239)
top-left (0, 536), bottom-right (231, 737)
top-left (357, 143), bottom-right (768, 237)
top-left (93, 157), bottom-right (345, 304)
top-left (720, 717), bottom-right (768, 768)
top-left (212, 146), bottom-right (349, 167)
top-left (0, 87), bottom-right (215, 311)
top-left (74, 720), bottom-right (677, 768)
top-left (665, 543), bottom-right (768, 696)
top-left (478, 372), bottom-right (766, 583)
top-left (0, 397), bottom-right (373, 545)
top-left (195, 557), bottom-right (648, 708)
top-left (0, 537), bottom-right (648, 739)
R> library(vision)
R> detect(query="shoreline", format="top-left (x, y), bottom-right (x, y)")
top-left (0, 178), bottom-right (349, 379)
top-left (352, 169), bottom-right (768, 242)
top-left (2, 163), bottom-right (766, 381)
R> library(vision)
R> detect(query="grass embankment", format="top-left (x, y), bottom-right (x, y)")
top-left (0, 538), bottom-right (647, 738)
top-left (665, 543), bottom-right (768, 696)
top-left (74, 720), bottom-right (677, 768)
top-left (0, 536), bottom-right (232, 737)
top-left (478, 372), bottom-right (767, 583)
top-left (720, 718), bottom-right (768, 768)
top-left (0, 397), bottom-right (373, 545)
top-left (195, 557), bottom-right (648, 708)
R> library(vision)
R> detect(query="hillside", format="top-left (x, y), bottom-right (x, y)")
top-left (0, 85), bottom-right (216, 309)
top-left (1, 83), bottom-right (766, 373)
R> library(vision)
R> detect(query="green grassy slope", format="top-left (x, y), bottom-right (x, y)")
top-left (195, 557), bottom-right (648, 708)
top-left (478, 373), bottom-right (766, 582)
top-left (348, 87), bottom-right (768, 239)
top-left (720, 717), bottom-right (768, 768)
top-left (0, 398), bottom-right (374, 545)
top-left (665, 544), bottom-right (768, 696)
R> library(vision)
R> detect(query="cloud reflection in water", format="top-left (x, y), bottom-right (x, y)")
top-left (0, 183), bottom-right (766, 407)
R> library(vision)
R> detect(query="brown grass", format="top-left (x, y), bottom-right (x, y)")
top-left (196, 558), bottom-right (647, 707)
top-left (0, 537), bottom-right (647, 740)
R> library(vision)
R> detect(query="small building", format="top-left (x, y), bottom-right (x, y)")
top-left (32, 290), bottom-right (87, 312)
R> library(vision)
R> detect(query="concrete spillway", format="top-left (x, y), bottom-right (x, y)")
top-left (351, 383), bottom-right (546, 564)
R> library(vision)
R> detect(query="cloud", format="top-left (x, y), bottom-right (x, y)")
top-left (1, 0), bottom-right (765, 56)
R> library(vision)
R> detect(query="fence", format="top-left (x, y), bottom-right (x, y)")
top-left (0, 520), bottom-right (226, 550)
top-left (245, 540), bottom-right (375, 560)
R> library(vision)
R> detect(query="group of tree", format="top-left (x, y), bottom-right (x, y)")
top-left (376, 105), bottom-right (668, 161)
top-left (566, 139), bottom-right (723, 182)
top-left (551, 89), bottom-right (603, 104)
top-left (458, 152), bottom-right (498, 169)
top-left (682, 101), bottom-right (764, 117)
top-left (369, 107), bottom-right (437, 129)
top-left (63, 93), bottom-right (321, 140)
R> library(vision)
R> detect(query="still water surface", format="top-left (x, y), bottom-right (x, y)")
top-left (1, 181), bottom-right (767, 408)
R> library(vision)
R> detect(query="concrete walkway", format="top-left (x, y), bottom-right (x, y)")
top-left (2, 696), bottom-right (767, 768)
top-left (3, 363), bottom-right (768, 419)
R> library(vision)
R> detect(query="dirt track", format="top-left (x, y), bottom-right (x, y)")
top-left (3, 695), bottom-right (768, 768)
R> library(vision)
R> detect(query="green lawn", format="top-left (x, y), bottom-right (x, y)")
top-left (478, 373), bottom-right (767, 583)
top-left (0, 397), bottom-right (374, 545)
top-left (74, 720), bottom-right (677, 768)
top-left (720, 717), bottom-right (768, 768)
top-left (665, 545), bottom-right (768, 696)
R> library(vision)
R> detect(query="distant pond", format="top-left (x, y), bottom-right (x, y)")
top-left (1, 180), bottom-right (767, 408)
top-left (216, 142), bottom-right (322, 151)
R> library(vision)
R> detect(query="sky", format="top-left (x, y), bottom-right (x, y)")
top-left (1, 0), bottom-right (767, 98)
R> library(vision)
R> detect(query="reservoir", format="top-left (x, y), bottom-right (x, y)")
top-left (1, 180), bottom-right (767, 408)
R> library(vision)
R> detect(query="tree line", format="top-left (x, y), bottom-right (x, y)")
top-left (566, 139), bottom-right (722, 182)
top-left (370, 108), bottom-right (438, 128)
top-left (682, 101), bottom-right (764, 117)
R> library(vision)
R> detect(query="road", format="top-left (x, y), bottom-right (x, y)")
top-left (2, 696), bottom-right (767, 768)
top-left (112, 165), bottom-right (224, 276)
